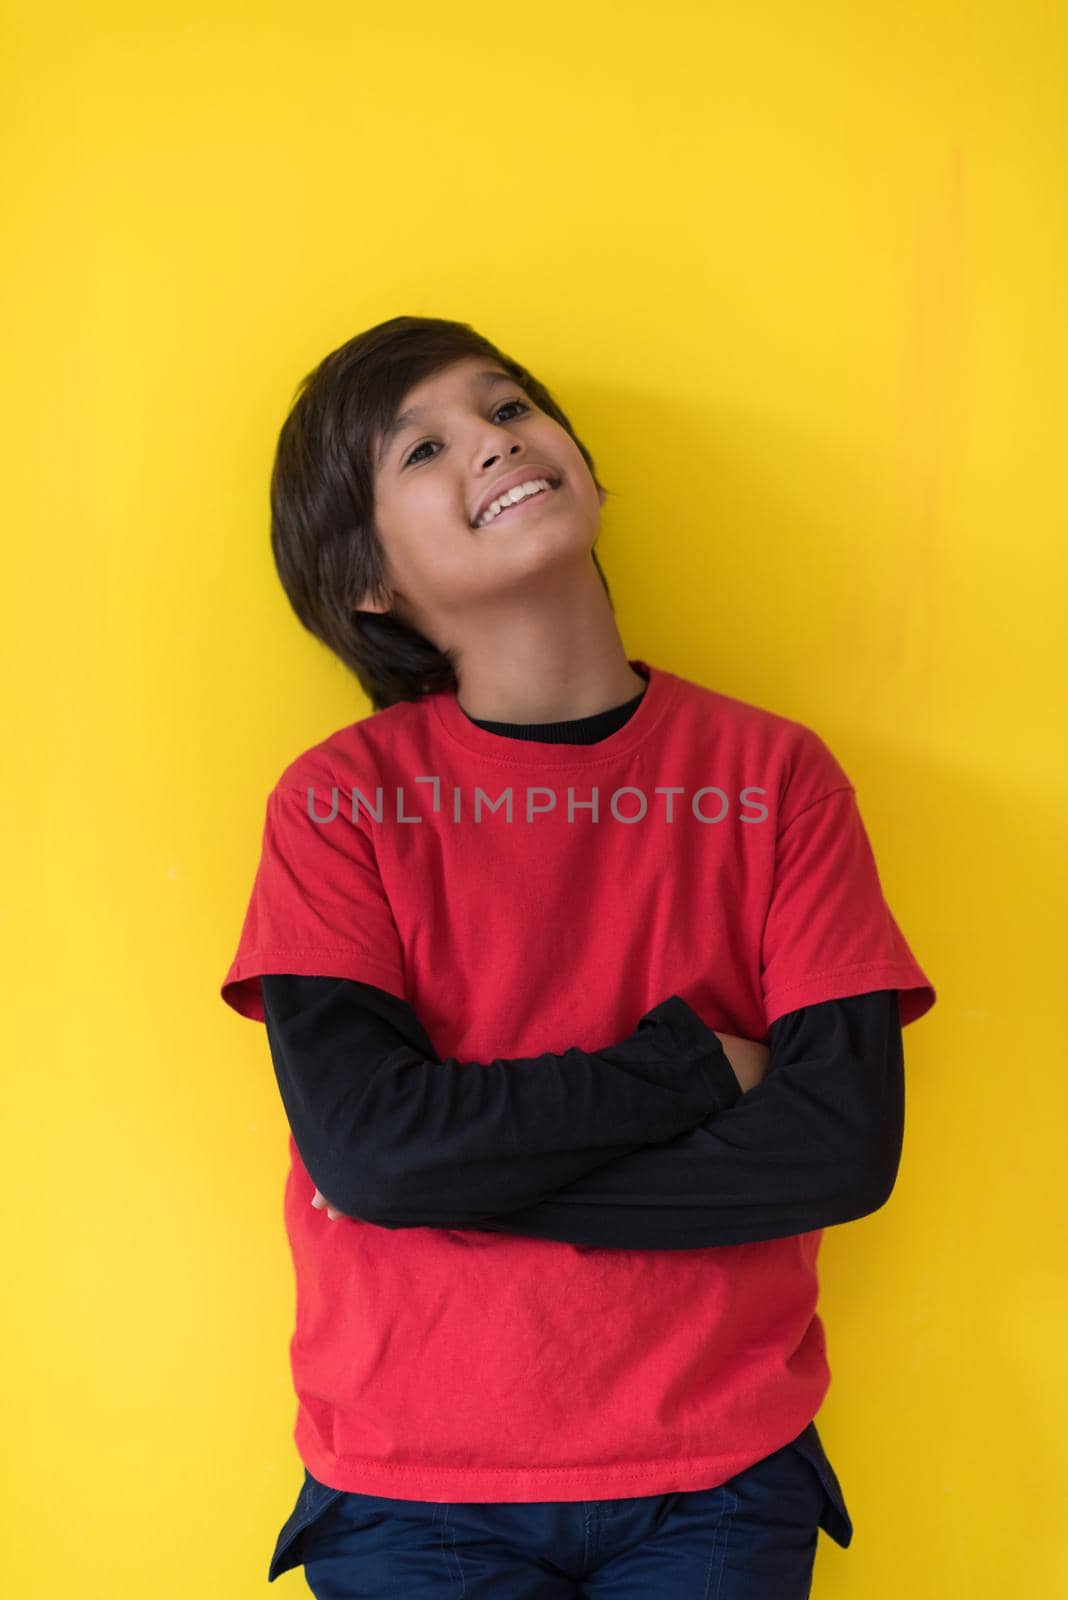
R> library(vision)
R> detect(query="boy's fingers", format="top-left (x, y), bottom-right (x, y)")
top-left (312, 1188), bottom-right (343, 1219)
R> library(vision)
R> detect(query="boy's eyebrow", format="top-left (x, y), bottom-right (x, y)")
top-left (376, 371), bottom-right (518, 466)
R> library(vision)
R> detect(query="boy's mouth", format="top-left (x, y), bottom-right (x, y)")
top-left (471, 477), bottom-right (561, 530)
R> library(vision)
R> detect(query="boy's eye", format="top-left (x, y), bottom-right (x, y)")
top-left (403, 399), bottom-right (529, 468)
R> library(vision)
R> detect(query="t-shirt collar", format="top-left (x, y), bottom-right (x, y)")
top-left (429, 658), bottom-right (676, 766)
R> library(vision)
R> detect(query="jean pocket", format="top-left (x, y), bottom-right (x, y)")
top-left (268, 1469), bottom-right (346, 1582)
top-left (785, 1421), bottom-right (854, 1549)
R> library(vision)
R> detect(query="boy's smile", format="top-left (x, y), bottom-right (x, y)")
top-left (471, 470), bottom-right (562, 530)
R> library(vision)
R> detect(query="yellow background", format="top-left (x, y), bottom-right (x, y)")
top-left (3, 0), bottom-right (1065, 1593)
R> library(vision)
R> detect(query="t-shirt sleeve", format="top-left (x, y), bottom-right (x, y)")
top-left (760, 734), bottom-right (936, 1029)
top-left (220, 779), bottom-right (408, 1022)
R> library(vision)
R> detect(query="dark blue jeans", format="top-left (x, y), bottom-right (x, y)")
top-left (268, 1421), bottom-right (853, 1598)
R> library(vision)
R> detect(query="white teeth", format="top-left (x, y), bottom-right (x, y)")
top-left (475, 478), bottom-right (554, 528)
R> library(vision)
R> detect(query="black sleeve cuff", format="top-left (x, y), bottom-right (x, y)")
top-left (645, 995), bottom-right (744, 1111)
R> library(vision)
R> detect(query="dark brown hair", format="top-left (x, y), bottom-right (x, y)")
top-left (269, 314), bottom-right (615, 712)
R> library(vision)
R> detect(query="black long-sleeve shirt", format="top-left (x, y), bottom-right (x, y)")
top-left (259, 672), bottom-right (906, 1249)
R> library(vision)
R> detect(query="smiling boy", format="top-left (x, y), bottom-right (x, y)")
top-left (222, 315), bottom-right (935, 1598)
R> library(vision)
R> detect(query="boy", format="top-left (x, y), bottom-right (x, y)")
top-left (221, 315), bottom-right (936, 1597)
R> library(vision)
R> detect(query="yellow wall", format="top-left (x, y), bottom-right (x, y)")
top-left (3, 1), bottom-right (1064, 1593)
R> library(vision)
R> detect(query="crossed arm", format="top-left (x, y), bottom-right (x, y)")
top-left (260, 974), bottom-right (904, 1249)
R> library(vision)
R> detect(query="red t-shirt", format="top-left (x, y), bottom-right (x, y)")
top-left (221, 658), bottom-right (935, 1501)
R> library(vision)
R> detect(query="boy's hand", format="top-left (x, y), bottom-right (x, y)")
top-left (311, 1188), bottom-right (347, 1220)
top-left (713, 1032), bottom-right (770, 1093)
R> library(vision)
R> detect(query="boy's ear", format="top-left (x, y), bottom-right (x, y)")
top-left (597, 485), bottom-right (608, 507)
top-left (352, 589), bottom-right (392, 615)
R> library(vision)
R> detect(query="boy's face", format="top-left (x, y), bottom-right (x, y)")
top-left (366, 355), bottom-right (605, 644)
